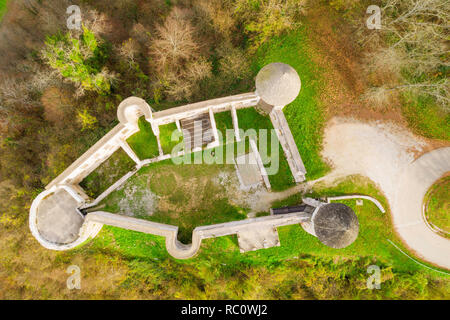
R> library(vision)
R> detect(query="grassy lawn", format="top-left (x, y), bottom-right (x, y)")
top-left (79, 148), bottom-right (136, 198)
top-left (159, 122), bottom-right (182, 155)
top-left (73, 175), bottom-right (449, 299)
top-left (424, 176), bottom-right (450, 237)
top-left (99, 158), bottom-right (248, 243)
top-left (126, 117), bottom-right (160, 160)
top-left (253, 28), bottom-right (330, 180)
top-left (401, 93), bottom-right (450, 141)
top-left (0, 0), bottom-right (8, 21)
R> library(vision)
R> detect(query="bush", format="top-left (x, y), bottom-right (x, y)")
top-left (41, 26), bottom-right (115, 95)
top-left (77, 108), bottom-right (98, 131)
top-left (233, 0), bottom-right (305, 52)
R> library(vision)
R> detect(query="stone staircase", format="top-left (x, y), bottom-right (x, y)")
top-left (180, 113), bottom-right (214, 151)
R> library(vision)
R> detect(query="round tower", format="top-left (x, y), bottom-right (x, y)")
top-left (312, 203), bottom-right (359, 249)
top-left (117, 96), bottom-right (153, 129)
top-left (255, 62), bottom-right (301, 109)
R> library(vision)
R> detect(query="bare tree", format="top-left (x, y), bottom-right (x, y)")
top-left (361, 0), bottom-right (449, 109)
top-left (149, 8), bottom-right (199, 71)
top-left (116, 38), bottom-right (139, 68)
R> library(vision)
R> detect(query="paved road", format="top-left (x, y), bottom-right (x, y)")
top-left (392, 147), bottom-right (450, 270)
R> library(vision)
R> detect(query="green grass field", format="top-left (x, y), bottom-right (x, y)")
top-left (0, 0), bottom-right (8, 22)
top-left (72, 175), bottom-right (449, 299)
top-left (126, 117), bottom-right (160, 160)
top-left (159, 122), bottom-right (182, 155)
top-left (402, 92), bottom-right (450, 141)
top-left (99, 158), bottom-right (248, 243)
top-left (237, 108), bottom-right (295, 191)
top-left (55, 26), bottom-right (450, 298)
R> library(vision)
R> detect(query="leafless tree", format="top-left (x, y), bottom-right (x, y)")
top-left (361, 0), bottom-right (449, 109)
top-left (116, 38), bottom-right (139, 68)
top-left (149, 8), bottom-right (199, 71)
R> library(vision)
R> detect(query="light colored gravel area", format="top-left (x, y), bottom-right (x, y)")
top-left (322, 117), bottom-right (427, 197)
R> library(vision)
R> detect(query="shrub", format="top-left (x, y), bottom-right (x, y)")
top-left (41, 26), bottom-right (115, 95)
top-left (361, 0), bottom-right (450, 111)
top-left (233, 0), bottom-right (305, 52)
top-left (77, 108), bottom-right (98, 131)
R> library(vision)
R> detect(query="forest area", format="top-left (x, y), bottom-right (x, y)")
top-left (0, 0), bottom-right (448, 299)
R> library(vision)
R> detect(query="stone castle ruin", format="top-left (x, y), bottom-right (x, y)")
top-left (29, 63), bottom-right (363, 259)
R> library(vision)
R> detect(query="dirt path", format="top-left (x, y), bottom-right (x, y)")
top-left (224, 171), bottom-right (307, 216)
top-left (321, 117), bottom-right (450, 269)
top-left (246, 184), bottom-right (306, 215)
top-left (321, 117), bottom-right (428, 196)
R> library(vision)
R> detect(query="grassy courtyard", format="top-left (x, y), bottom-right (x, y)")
top-left (236, 108), bottom-right (295, 191)
top-left (214, 111), bottom-right (234, 144)
top-left (0, 0), bottom-right (8, 21)
top-left (99, 158), bottom-right (249, 243)
top-left (126, 117), bottom-right (160, 160)
top-left (1, 0), bottom-right (448, 301)
top-left (79, 148), bottom-right (136, 198)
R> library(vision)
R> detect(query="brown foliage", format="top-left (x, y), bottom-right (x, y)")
top-left (217, 43), bottom-right (251, 81)
top-left (163, 57), bottom-right (213, 101)
top-left (359, 0), bottom-right (450, 109)
top-left (149, 8), bottom-right (199, 71)
top-left (41, 87), bottom-right (71, 124)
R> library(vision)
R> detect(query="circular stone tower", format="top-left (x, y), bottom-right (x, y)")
top-left (312, 203), bottom-right (359, 249)
top-left (255, 62), bottom-right (301, 108)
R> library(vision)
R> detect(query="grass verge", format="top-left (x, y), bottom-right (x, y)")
top-left (424, 176), bottom-right (450, 237)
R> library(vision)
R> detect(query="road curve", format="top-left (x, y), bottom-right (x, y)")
top-left (392, 147), bottom-right (450, 270)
